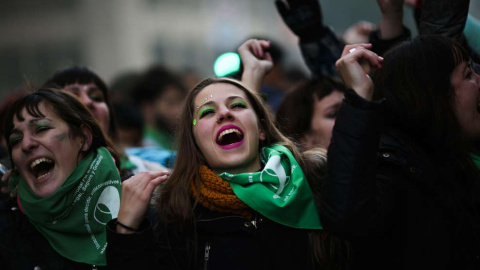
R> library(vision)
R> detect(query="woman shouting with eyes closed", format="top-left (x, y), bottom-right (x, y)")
top-left (0, 89), bottom-right (168, 270)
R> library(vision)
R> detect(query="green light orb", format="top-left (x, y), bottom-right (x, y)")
top-left (214, 52), bottom-right (241, 77)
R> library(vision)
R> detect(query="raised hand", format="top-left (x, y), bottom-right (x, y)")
top-left (116, 171), bottom-right (169, 234)
top-left (343, 21), bottom-right (377, 45)
top-left (238, 39), bottom-right (273, 92)
top-left (275, 0), bottom-right (324, 41)
top-left (377, 0), bottom-right (404, 15)
top-left (335, 44), bottom-right (383, 100)
top-left (376, 0), bottom-right (405, 39)
top-left (404, 0), bottom-right (417, 7)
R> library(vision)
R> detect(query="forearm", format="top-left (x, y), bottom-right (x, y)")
top-left (321, 89), bottom-right (384, 235)
top-left (369, 26), bottom-right (411, 56)
top-left (419, 0), bottom-right (469, 40)
top-left (299, 27), bottom-right (343, 77)
top-left (371, 0), bottom-right (409, 55)
top-left (241, 64), bottom-right (266, 93)
top-left (379, 9), bottom-right (404, 39)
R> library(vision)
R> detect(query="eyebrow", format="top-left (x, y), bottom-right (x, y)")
top-left (65, 86), bottom-right (81, 92)
top-left (195, 95), bottom-right (246, 113)
top-left (325, 103), bottom-right (341, 111)
top-left (65, 85), bottom-right (100, 93)
top-left (28, 118), bottom-right (52, 126)
top-left (10, 117), bottom-right (52, 134)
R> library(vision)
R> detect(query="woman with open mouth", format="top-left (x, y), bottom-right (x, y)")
top-left (106, 76), bottom-right (348, 269)
top-left (1, 89), bottom-right (168, 269)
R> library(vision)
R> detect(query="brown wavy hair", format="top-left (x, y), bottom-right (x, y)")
top-left (155, 77), bottom-right (349, 268)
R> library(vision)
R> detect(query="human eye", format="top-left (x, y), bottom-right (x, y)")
top-left (199, 106), bottom-right (215, 119)
top-left (326, 107), bottom-right (339, 119)
top-left (326, 111), bottom-right (338, 119)
top-left (89, 91), bottom-right (105, 102)
top-left (35, 123), bottom-right (51, 133)
top-left (231, 100), bottom-right (247, 109)
top-left (466, 68), bottom-right (473, 79)
top-left (8, 135), bottom-right (22, 147)
top-left (64, 86), bottom-right (80, 95)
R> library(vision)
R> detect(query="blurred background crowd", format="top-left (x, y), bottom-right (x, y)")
top-left (0, 0), bottom-right (425, 100)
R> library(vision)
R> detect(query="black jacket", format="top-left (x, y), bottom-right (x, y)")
top-left (321, 89), bottom-right (480, 269)
top-left (106, 205), bottom-right (317, 270)
top-left (0, 197), bottom-right (104, 270)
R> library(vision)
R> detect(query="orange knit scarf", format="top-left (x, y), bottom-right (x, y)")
top-left (190, 165), bottom-right (252, 219)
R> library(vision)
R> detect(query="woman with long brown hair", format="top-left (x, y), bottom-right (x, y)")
top-left (106, 77), bottom-right (348, 269)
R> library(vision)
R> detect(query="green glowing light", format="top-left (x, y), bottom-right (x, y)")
top-left (214, 52), bottom-right (241, 77)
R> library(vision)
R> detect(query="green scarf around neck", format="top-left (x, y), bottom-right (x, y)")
top-left (11, 147), bottom-right (121, 266)
top-left (218, 144), bottom-right (322, 229)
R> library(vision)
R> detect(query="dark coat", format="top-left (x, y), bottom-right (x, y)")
top-left (106, 205), bottom-right (318, 270)
top-left (321, 89), bottom-right (480, 269)
top-left (0, 197), bottom-right (104, 270)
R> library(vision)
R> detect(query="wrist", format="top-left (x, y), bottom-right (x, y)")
top-left (379, 14), bottom-right (404, 39)
top-left (115, 219), bottom-right (139, 234)
top-left (241, 69), bottom-right (266, 92)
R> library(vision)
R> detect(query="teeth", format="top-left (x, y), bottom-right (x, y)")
top-left (218, 129), bottom-right (242, 140)
top-left (30, 158), bottom-right (53, 169)
top-left (37, 171), bottom-right (51, 180)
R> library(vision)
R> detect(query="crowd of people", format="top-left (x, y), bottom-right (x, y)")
top-left (1, 0), bottom-right (480, 269)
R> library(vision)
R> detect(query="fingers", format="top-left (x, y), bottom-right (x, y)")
top-left (356, 21), bottom-right (377, 34)
top-left (144, 174), bottom-right (168, 196)
top-left (239, 39), bottom-right (271, 59)
top-left (264, 52), bottom-right (273, 62)
top-left (339, 44), bottom-right (384, 69)
top-left (123, 171), bottom-right (169, 198)
top-left (335, 43), bottom-right (383, 100)
top-left (116, 171), bottom-right (169, 233)
top-left (341, 43), bottom-right (373, 57)
top-left (404, 0), bottom-right (417, 7)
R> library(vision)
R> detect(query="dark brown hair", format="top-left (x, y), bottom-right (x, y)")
top-left (156, 78), bottom-right (302, 220)
top-left (156, 77), bottom-right (348, 268)
top-left (372, 35), bottom-right (478, 182)
top-left (276, 76), bottom-right (345, 146)
top-left (44, 66), bottom-right (117, 140)
top-left (3, 88), bottom-right (120, 170)
top-left (372, 35), bottom-right (480, 222)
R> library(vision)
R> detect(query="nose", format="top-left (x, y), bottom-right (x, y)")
top-left (21, 134), bottom-right (38, 152)
top-left (216, 106), bottom-right (234, 124)
top-left (475, 71), bottom-right (480, 83)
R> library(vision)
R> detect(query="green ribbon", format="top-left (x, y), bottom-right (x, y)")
top-left (11, 147), bottom-right (121, 266)
top-left (218, 144), bottom-right (322, 229)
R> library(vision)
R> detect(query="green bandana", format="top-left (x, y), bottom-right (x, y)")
top-left (218, 144), bottom-right (322, 229)
top-left (11, 147), bottom-right (121, 266)
top-left (120, 155), bottom-right (137, 171)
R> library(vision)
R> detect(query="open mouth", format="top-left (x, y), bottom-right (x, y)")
top-left (216, 125), bottom-right (244, 147)
top-left (30, 158), bottom-right (54, 181)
